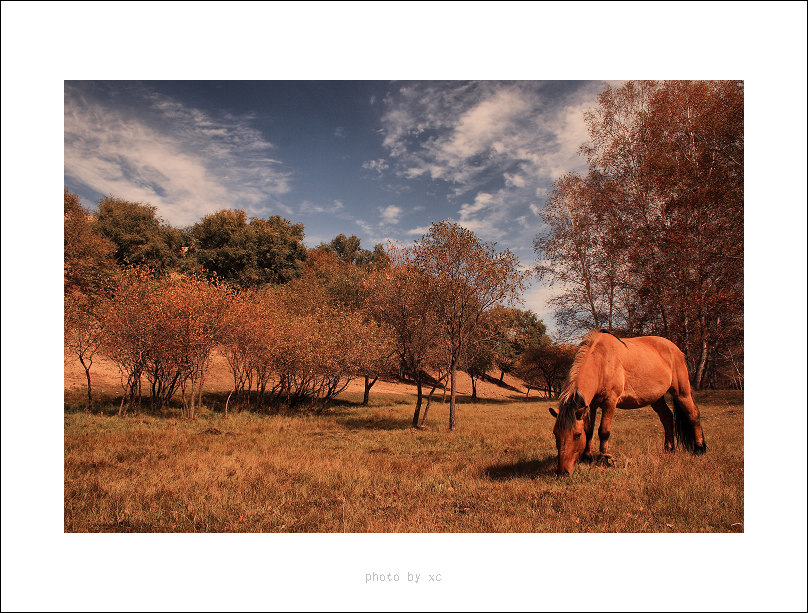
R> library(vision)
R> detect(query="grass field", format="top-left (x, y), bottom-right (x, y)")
top-left (64, 387), bottom-right (743, 533)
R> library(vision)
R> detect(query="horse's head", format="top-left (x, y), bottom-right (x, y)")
top-left (549, 390), bottom-right (589, 475)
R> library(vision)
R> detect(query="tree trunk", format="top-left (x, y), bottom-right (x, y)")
top-left (471, 376), bottom-right (477, 401)
top-left (499, 370), bottom-right (505, 384)
top-left (694, 319), bottom-right (709, 389)
top-left (197, 371), bottom-right (205, 414)
top-left (412, 378), bottom-right (423, 428)
top-left (189, 381), bottom-right (196, 420)
top-left (420, 384), bottom-right (439, 426)
top-left (449, 361), bottom-right (457, 430)
top-left (79, 355), bottom-right (93, 411)
top-left (363, 375), bottom-right (378, 406)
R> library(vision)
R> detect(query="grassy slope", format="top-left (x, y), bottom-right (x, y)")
top-left (64, 390), bottom-right (743, 533)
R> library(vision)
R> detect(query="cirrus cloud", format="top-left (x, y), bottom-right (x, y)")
top-left (64, 83), bottom-right (294, 226)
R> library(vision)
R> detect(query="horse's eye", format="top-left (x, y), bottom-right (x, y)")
top-left (573, 433), bottom-right (582, 440)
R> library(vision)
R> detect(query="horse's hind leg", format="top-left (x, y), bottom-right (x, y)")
top-left (651, 397), bottom-right (675, 452)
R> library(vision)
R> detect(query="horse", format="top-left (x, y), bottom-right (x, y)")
top-left (548, 330), bottom-right (707, 475)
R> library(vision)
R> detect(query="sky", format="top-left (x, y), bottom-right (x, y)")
top-left (64, 80), bottom-right (610, 332)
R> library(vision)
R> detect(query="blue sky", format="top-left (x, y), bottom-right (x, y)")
top-left (65, 80), bottom-right (611, 329)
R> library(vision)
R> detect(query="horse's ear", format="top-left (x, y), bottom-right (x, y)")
top-left (549, 407), bottom-right (559, 418)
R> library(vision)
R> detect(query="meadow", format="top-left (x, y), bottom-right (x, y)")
top-left (64, 388), bottom-right (743, 533)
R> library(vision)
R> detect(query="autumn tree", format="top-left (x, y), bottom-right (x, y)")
top-left (536, 80), bottom-right (743, 389)
top-left (219, 289), bottom-right (269, 411)
top-left (64, 189), bottom-right (119, 298)
top-left (516, 343), bottom-right (575, 398)
top-left (290, 249), bottom-right (396, 405)
top-left (271, 288), bottom-right (393, 411)
top-left (535, 172), bottom-right (626, 333)
top-left (102, 269), bottom-right (230, 416)
top-left (64, 292), bottom-right (107, 410)
top-left (64, 189), bottom-right (119, 409)
top-left (101, 268), bottom-right (153, 415)
top-left (412, 221), bottom-right (528, 430)
top-left (460, 333), bottom-right (495, 402)
top-left (365, 259), bottom-right (445, 426)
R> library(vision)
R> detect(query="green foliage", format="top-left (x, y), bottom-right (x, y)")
top-left (190, 209), bottom-right (307, 287)
top-left (489, 306), bottom-right (549, 378)
top-left (94, 196), bottom-right (185, 272)
top-left (317, 233), bottom-right (390, 270)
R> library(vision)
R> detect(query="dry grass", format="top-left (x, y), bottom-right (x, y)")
top-left (64, 389), bottom-right (743, 533)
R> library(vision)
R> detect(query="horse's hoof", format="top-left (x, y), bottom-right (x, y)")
top-left (580, 454), bottom-right (595, 464)
top-left (663, 446), bottom-right (675, 454)
top-left (598, 454), bottom-right (615, 467)
top-left (693, 443), bottom-right (707, 455)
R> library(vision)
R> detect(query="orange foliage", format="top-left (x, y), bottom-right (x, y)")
top-left (102, 269), bottom-right (231, 416)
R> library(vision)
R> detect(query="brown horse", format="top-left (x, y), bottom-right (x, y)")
top-left (549, 330), bottom-right (706, 475)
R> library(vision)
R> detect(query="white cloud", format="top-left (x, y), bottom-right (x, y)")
top-left (334, 126), bottom-right (347, 138)
top-left (376, 81), bottom-right (607, 266)
top-left (361, 158), bottom-right (389, 174)
top-left (458, 192), bottom-right (494, 219)
top-left (64, 85), bottom-right (293, 226)
top-left (378, 204), bottom-right (402, 224)
top-left (406, 225), bottom-right (431, 236)
top-left (300, 199), bottom-right (345, 215)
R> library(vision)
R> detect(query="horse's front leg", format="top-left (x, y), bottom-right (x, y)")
top-left (598, 399), bottom-right (617, 466)
top-left (580, 404), bottom-right (598, 464)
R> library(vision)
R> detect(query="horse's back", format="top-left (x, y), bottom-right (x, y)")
top-left (618, 335), bottom-right (686, 406)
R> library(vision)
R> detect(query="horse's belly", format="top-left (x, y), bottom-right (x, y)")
top-left (616, 394), bottom-right (649, 410)
top-left (615, 375), bottom-right (669, 410)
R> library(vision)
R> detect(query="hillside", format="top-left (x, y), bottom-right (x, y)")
top-left (64, 347), bottom-right (539, 405)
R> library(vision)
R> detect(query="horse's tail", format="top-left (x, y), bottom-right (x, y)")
top-left (672, 395), bottom-right (698, 452)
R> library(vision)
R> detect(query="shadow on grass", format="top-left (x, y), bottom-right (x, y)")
top-left (336, 415), bottom-right (413, 431)
top-left (484, 456), bottom-right (558, 481)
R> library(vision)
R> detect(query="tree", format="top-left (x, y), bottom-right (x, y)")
top-left (536, 81), bottom-right (743, 389)
top-left (64, 189), bottom-right (119, 409)
top-left (317, 233), bottom-right (390, 269)
top-left (102, 269), bottom-right (230, 416)
top-left (94, 196), bottom-right (185, 272)
top-left (290, 248), bottom-right (396, 405)
top-left (461, 336), bottom-right (495, 402)
top-left (365, 259), bottom-right (444, 426)
top-left (64, 189), bottom-right (118, 298)
top-left (64, 292), bottom-right (106, 410)
top-left (190, 209), bottom-right (307, 287)
top-left (412, 221), bottom-right (528, 429)
top-left (516, 343), bottom-right (575, 398)
top-left (535, 173), bottom-right (625, 333)
top-left (488, 306), bottom-right (549, 383)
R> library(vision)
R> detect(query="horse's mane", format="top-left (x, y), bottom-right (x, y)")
top-left (559, 330), bottom-right (600, 405)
